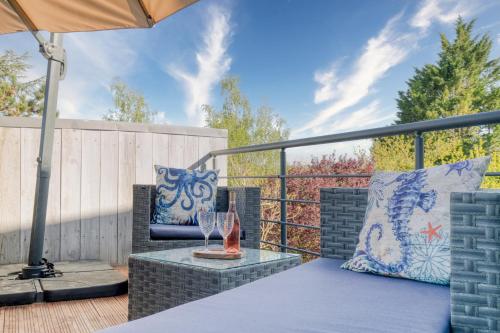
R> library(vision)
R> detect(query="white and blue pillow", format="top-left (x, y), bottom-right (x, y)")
top-left (342, 157), bottom-right (491, 285)
top-left (151, 166), bottom-right (219, 225)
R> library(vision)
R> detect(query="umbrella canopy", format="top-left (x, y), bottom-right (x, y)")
top-left (0, 0), bottom-right (197, 34)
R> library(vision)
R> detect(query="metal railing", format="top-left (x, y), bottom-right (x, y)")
top-left (192, 111), bottom-right (500, 256)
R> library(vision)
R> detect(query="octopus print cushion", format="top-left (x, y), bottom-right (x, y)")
top-left (342, 156), bottom-right (491, 285)
top-left (152, 166), bottom-right (219, 225)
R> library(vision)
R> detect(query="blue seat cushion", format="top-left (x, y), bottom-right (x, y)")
top-left (150, 224), bottom-right (246, 241)
top-left (99, 258), bottom-right (450, 333)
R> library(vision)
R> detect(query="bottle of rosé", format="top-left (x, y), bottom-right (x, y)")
top-left (225, 191), bottom-right (240, 253)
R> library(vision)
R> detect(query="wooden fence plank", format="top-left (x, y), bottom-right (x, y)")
top-left (80, 131), bottom-right (101, 259)
top-left (99, 131), bottom-right (118, 264)
top-left (117, 132), bottom-right (135, 264)
top-left (44, 129), bottom-right (62, 261)
top-left (168, 135), bottom-right (184, 168)
top-left (20, 128), bottom-right (40, 262)
top-left (152, 133), bottom-right (169, 182)
top-left (135, 132), bottom-right (153, 184)
top-left (0, 128), bottom-right (21, 263)
top-left (60, 129), bottom-right (82, 260)
top-left (198, 136), bottom-right (216, 171)
top-left (214, 137), bottom-right (228, 186)
top-left (184, 136), bottom-right (199, 168)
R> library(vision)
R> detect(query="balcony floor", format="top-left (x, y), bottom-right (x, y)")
top-left (0, 267), bottom-right (128, 333)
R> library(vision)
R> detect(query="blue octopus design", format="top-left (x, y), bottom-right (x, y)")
top-left (365, 170), bottom-right (437, 274)
top-left (156, 167), bottom-right (218, 211)
top-left (445, 160), bottom-right (473, 176)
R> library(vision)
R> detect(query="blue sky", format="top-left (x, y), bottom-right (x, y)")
top-left (1, 0), bottom-right (499, 161)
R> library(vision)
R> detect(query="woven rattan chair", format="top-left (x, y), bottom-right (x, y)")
top-left (320, 187), bottom-right (500, 333)
top-left (132, 185), bottom-right (261, 253)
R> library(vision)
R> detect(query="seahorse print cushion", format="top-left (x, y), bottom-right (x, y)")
top-left (342, 156), bottom-right (491, 285)
top-left (151, 166), bottom-right (219, 225)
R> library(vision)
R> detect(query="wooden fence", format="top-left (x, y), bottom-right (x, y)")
top-left (0, 117), bottom-right (227, 265)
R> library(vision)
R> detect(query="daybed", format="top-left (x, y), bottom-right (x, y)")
top-left (101, 188), bottom-right (499, 333)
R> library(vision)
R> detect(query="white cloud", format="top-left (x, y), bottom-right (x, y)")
top-left (287, 140), bottom-right (373, 162)
top-left (294, 0), bottom-right (484, 139)
top-left (313, 63), bottom-right (337, 104)
top-left (411, 0), bottom-right (474, 32)
top-left (295, 13), bottom-right (413, 136)
top-left (287, 103), bottom-right (395, 162)
top-left (166, 5), bottom-right (232, 126)
top-left (57, 31), bottom-right (139, 119)
top-left (288, 101), bottom-right (396, 161)
top-left (328, 101), bottom-right (395, 133)
top-left (154, 112), bottom-right (171, 124)
top-left (65, 32), bottom-right (137, 88)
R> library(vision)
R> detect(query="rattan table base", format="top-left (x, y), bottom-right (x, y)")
top-left (128, 247), bottom-right (301, 320)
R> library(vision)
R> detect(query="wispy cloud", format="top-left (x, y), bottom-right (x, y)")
top-left (296, 13), bottom-right (413, 135)
top-left (295, 0), bottom-right (482, 138)
top-left (166, 5), bottom-right (232, 126)
top-left (58, 31), bottom-right (139, 119)
top-left (328, 101), bottom-right (394, 133)
top-left (288, 101), bottom-right (396, 161)
top-left (411, 0), bottom-right (475, 32)
top-left (313, 63), bottom-right (337, 104)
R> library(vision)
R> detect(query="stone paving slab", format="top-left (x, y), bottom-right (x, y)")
top-left (40, 270), bottom-right (127, 291)
top-left (41, 270), bottom-right (128, 302)
top-left (0, 263), bottom-right (23, 277)
top-left (52, 260), bottom-right (116, 273)
top-left (0, 261), bottom-right (127, 305)
top-left (0, 277), bottom-right (38, 305)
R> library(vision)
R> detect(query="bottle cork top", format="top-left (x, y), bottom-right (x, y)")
top-left (229, 190), bottom-right (236, 202)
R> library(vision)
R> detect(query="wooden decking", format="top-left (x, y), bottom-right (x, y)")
top-left (0, 295), bottom-right (128, 333)
top-left (0, 267), bottom-right (128, 333)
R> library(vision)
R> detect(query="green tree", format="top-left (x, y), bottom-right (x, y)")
top-left (103, 79), bottom-right (156, 123)
top-left (203, 76), bottom-right (289, 186)
top-left (0, 50), bottom-right (45, 117)
top-left (372, 18), bottom-right (500, 187)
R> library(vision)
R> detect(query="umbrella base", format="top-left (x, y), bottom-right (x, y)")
top-left (19, 264), bottom-right (53, 279)
top-left (0, 261), bottom-right (127, 306)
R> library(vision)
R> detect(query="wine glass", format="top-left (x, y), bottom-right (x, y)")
top-left (217, 212), bottom-right (234, 252)
top-left (198, 211), bottom-right (215, 251)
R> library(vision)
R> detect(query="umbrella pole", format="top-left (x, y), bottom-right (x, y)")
top-left (21, 33), bottom-right (65, 279)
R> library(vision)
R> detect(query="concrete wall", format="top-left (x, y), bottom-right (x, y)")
top-left (0, 117), bottom-right (227, 265)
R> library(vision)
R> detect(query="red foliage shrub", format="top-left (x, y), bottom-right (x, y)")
top-left (260, 153), bottom-right (374, 260)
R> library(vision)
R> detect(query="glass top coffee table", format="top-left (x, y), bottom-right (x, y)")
top-left (128, 247), bottom-right (301, 320)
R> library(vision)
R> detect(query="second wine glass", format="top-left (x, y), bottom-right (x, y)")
top-left (216, 212), bottom-right (234, 252)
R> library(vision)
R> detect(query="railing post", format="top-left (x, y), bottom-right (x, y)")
top-left (280, 148), bottom-right (287, 252)
top-left (415, 131), bottom-right (424, 169)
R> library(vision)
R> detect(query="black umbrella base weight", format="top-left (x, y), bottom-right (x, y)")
top-left (0, 261), bottom-right (127, 306)
top-left (19, 264), bottom-right (44, 278)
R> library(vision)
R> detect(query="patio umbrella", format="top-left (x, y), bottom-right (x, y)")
top-left (0, 0), bottom-right (198, 279)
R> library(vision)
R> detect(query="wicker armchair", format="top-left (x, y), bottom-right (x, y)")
top-left (320, 188), bottom-right (500, 333)
top-left (132, 185), bottom-right (261, 253)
